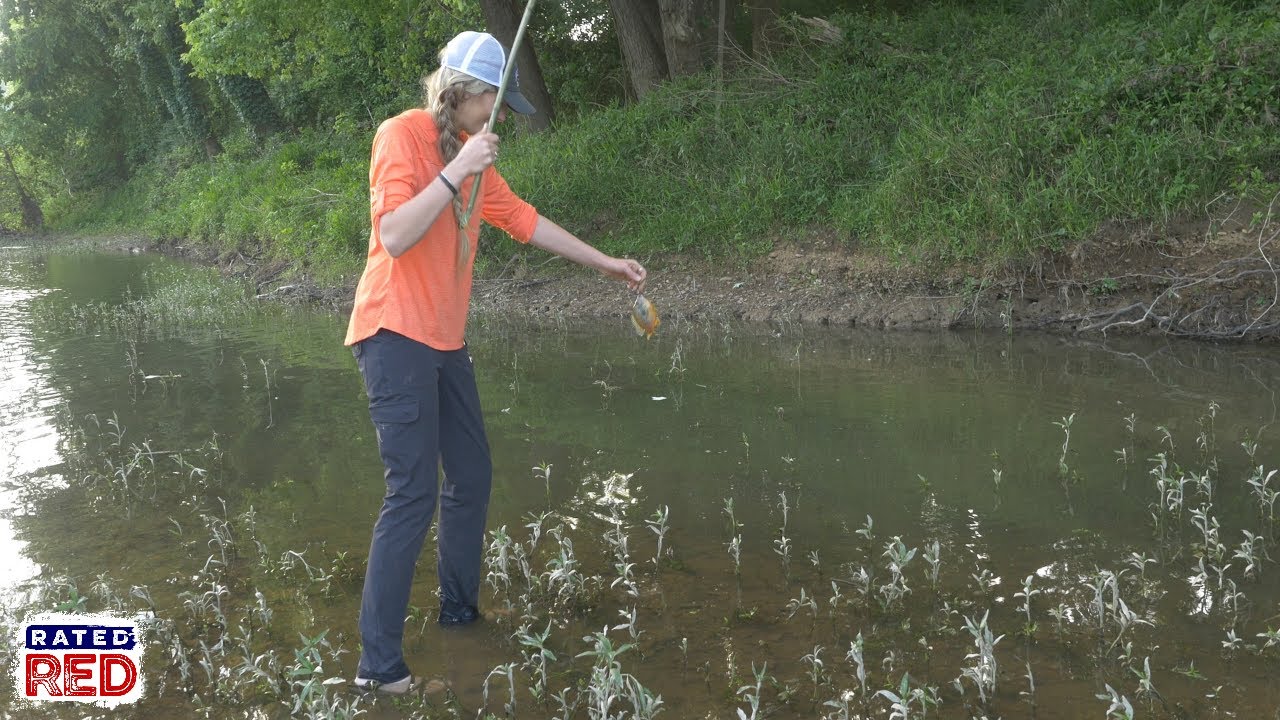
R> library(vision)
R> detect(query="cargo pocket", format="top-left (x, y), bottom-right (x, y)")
top-left (369, 397), bottom-right (420, 458)
top-left (370, 398), bottom-right (419, 428)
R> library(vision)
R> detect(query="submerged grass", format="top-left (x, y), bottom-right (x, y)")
top-left (33, 263), bottom-right (256, 335)
top-left (48, 0), bottom-right (1280, 272)
top-left (6, 399), bottom-right (1280, 718)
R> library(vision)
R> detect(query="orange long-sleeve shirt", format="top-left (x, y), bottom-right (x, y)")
top-left (344, 109), bottom-right (538, 350)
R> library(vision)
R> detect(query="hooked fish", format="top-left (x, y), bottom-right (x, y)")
top-left (631, 294), bottom-right (660, 339)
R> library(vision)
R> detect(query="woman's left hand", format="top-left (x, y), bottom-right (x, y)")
top-left (605, 257), bottom-right (646, 292)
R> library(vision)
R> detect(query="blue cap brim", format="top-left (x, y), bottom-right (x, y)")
top-left (503, 89), bottom-right (536, 115)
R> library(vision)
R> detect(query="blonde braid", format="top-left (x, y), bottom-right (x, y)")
top-left (432, 86), bottom-right (468, 233)
top-left (422, 65), bottom-right (495, 268)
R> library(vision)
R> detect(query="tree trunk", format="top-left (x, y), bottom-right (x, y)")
top-left (607, 0), bottom-right (669, 100)
top-left (477, 0), bottom-right (554, 130)
top-left (748, 0), bottom-right (780, 59)
top-left (3, 148), bottom-right (43, 231)
top-left (657, 0), bottom-right (712, 78)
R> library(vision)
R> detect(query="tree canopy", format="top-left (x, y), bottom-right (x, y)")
top-left (0, 0), bottom-right (806, 229)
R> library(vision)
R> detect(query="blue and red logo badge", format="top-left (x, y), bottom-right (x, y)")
top-left (14, 613), bottom-right (144, 707)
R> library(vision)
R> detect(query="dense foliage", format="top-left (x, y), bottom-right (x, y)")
top-left (3, 0), bottom-right (1278, 271)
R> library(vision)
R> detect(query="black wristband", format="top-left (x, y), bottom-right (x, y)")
top-left (438, 171), bottom-right (459, 196)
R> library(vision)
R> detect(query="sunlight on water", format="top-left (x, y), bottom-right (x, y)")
top-left (0, 283), bottom-right (53, 593)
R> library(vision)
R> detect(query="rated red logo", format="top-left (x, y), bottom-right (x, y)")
top-left (15, 613), bottom-right (144, 707)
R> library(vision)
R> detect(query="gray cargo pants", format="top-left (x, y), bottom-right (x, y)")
top-left (351, 329), bottom-right (491, 683)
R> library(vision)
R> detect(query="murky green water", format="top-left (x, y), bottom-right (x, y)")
top-left (2, 243), bottom-right (1279, 719)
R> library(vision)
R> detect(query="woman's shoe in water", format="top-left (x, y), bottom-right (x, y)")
top-left (437, 605), bottom-right (480, 627)
top-left (350, 674), bottom-right (420, 695)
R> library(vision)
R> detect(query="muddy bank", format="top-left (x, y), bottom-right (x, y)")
top-left (127, 211), bottom-right (1280, 342)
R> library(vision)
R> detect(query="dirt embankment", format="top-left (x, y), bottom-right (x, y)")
top-left (144, 208), bottom-right (1279, 342)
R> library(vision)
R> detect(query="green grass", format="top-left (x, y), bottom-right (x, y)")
top-left (50, 0), bottom-right (1280, 273)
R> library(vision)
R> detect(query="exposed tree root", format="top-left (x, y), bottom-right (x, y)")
top-left (1076, 193), bottom-right (1279, 341)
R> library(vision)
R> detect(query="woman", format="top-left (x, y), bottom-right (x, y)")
top-left (345, 31), bottom-right (646, 693)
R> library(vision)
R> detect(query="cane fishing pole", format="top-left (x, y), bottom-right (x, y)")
top-left (456, 0), bottom-right (537, 229)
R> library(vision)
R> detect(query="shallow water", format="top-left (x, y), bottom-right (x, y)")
top-left (2, 244), bottom-right (1278, 718)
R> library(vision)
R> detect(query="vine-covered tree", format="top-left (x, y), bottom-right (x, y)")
top-left (1, 146), bottom-right (43, 230)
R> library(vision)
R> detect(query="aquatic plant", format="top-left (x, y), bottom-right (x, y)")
top-left (485, 525), bottom-right (515, 596)
top-left (845, 632), bottom-right (868, 703)
top-left (723, 497), bottom-right (740, 535)
top-left (524, 510), bottom-right (551, 552)
top-left (544, 526), bottom-right (587, 608)
top-left (923, 540), bottom-right (941, 589)
top-left (774, 533), bottom-right (793, 577)
top-left (576, 627), bottom-right (661, 720)
top-left (533, 462), bottom-right (553, 497)
top-left (801, 645), bottom-right (827, 700)
top-left (515, 620), bottom-right (556, 700)
top-left (1014, 574), bottom-right (1040, 632)
top-left (955, 610), bottom-right (1003, 706)
top-left (606, 513), bottom-right (639, 599)
top-left (1054, 412), bottom-right (1075, 477)
top-left (735, 662), bottom-right (768, 720)
top-left (481, 662), bottom-right (518, 718)
top-left (646, 505), bottom-right (670, 563)
top-left (614, 605), bottom-right (643, 643)
top-left (878, 537), bottom-right (916, 611)
top-left (877, 673), bottom-right (938, 720)
top-left (785, 587), bottom-right (818, 622)
top-left (823, 689), bottom-right (858, 720)
top-left (855, 515), bottom-right (874, 547)
top-left (1097, 683), bottom-right (1135, 719)
top-left (1246, 466), bottom-right (1278, 522)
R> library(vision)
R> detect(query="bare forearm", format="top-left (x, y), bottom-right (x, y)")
top-left (378, 166), bottom-right (463, 258)
top-left (528, 215), bottom-right (613, 271)
top-left (529, 215), bottom-right (647, 291)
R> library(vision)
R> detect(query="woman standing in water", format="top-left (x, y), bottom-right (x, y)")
top-left (344, 30), bottom-right (645, 693)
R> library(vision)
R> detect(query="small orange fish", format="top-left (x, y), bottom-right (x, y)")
top-left (631, 294), bottom-right (660, 339)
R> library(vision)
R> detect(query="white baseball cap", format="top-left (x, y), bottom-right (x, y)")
top-left (441, 31), bottom-right (536, 115)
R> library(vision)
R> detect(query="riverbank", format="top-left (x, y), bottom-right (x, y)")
top-left (75, 196), bottom-right (1276, 343)
top-left (23, 1), bottom-right (1280, 343)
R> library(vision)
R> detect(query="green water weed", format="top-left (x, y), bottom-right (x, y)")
top-left (734, 662), bottom-right (768, 720)
top-left (877, 672), bottom-right (937, 720)
top-left (481, 662), bottom-right (518, 719)
top-left (955, 610), bottom-right (1003, 708)
top-left (645, 505), bottom-right (670, 565)
top-left (515, 621), bottom-right (556, 701)
top-left (1098, 683), bottom-right (1135, 720)
top-left (727, 534), bottom-right (742, 576)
